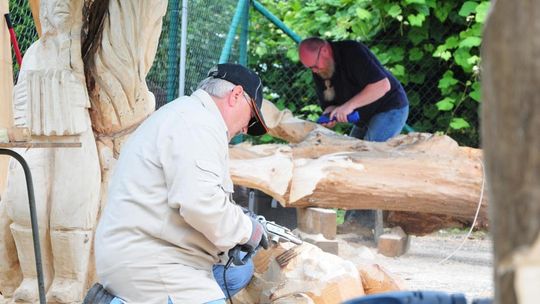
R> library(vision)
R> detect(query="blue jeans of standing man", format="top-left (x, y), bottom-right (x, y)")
top-left (350, 105), bottom-right (409, 142)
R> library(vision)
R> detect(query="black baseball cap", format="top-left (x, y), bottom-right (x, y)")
top-left (208, 63), bottom-right (268, 136)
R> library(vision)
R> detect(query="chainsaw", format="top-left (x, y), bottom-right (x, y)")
top-left (227, 215), bottom-right (302, 266)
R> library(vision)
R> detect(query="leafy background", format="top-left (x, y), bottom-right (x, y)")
top-left (248, 0), bottom-right (488, 147)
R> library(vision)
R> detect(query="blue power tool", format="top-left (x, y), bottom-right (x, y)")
top-left (316, 110), bottom-right (360, 124)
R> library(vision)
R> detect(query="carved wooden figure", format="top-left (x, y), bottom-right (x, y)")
top-left (0, 0), bottom-right (167, 303)
top-left (0, 1), bottom-right (100, 303)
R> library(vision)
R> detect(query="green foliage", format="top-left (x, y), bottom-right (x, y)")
top-left (250, 0), bottom-right (489, 147)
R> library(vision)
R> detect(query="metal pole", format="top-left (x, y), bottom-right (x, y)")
top-left (239, 1), bottom-right (249, 66)
top-left (251, 0), bottom-right (301, 44)
top-left (166, 0), bottom-right (180, 102)
top-left (0, 149), bottom-right (45, 304)
top-left (178, 0), bottom-right (188, 96)
top-left (219, 0), bottom-right (249, 64)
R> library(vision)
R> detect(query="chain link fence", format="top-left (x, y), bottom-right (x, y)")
top-left (7, 0), bottom-right (480, 147)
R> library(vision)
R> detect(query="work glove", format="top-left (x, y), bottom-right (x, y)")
top-left (228, 217), bottom-right (269, 266)
top-left (245, 217), bottom-right (269, 251)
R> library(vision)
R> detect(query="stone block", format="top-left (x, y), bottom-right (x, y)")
top-left (377, 226), bottom-right (410, 257)
top-left (297, 207), bottom-right (336, 240)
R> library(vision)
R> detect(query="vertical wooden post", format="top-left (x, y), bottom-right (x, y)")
top-left (482, 1), bottom-right (540, 303)
top-left (29, 0), bottom-right (41, 37)
top-left (0, 0), bottom-right (14, 193)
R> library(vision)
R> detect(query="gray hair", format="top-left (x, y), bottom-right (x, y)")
top-left (196, 77), bottom-right (236, 99)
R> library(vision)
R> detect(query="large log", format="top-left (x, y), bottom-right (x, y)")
top-left (230, 104), bottom-right (487, 219)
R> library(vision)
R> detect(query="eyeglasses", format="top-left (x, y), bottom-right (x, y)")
top-left (243, 93), bottom-right (258, 129)
top-left (306, 46), bottom-right (323, 69)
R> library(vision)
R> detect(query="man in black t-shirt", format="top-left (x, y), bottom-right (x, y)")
top-left (298, 37), bottom-right (409, 141)
top-left (299, 37), bottom-right (410, 237)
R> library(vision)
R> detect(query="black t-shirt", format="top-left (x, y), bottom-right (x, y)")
top-left (313, 40), bottom-right (408, 125)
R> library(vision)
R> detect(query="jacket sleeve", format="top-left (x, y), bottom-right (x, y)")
top-left (158, 116), bottom-right (252, 252)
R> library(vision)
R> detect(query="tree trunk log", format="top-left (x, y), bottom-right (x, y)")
top-left (482, 1), bottom-right (540, 303)
top-left (230, 105), bottom-right (487, 219)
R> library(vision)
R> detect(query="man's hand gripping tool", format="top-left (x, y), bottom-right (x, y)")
top-left (228, 215), bottom-right (302, 266)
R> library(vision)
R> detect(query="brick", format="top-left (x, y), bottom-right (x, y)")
top-left (297, 207), bottom-right (336, 240)
top-left (377, 226), bottom-right (410, 257)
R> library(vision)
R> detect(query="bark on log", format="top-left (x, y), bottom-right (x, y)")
top-left (482, 1), bottom-right (540, 303)
top-left (230, 104), bottom-right (487, 219)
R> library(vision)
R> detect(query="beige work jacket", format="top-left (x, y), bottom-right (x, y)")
top-left (95, 89), bottom-right (253, 303)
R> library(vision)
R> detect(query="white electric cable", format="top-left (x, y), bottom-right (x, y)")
top-left (438, 159), bottom-right (486, 264)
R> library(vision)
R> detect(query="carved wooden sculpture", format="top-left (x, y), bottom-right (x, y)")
top-left (0, 1), bottom-right (100, 303)
top-left (0, 0), bottom-right (167, 303)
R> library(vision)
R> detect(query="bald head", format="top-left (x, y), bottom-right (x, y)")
top-left (298, 37), bottom-right (334, 78)
top-left (299, 37), bottom-right (327, 53)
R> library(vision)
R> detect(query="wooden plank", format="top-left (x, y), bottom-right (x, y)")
top-left (0, 142), bottom-right (81, 148)
top-left (0, 0), bottom-right (14, 193)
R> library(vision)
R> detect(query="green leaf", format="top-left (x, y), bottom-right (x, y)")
top-left (356, 8), bottom-right (372, 20)
top-left (407, 13), bottom-right (426, 27)
top-left (407, 27), bottom-right (429, 45)
top-left (469, 82), bottom-right (481, 102)
top-left (434, 2), bottom-right (454, 22)
top-left (255, 45), bottom-right (267, 57)
top-left (387, 47), bottom-right (405, 62)
top-left (450, 118), bottom-right (471, 130)
top-left (444, 36), bottom-right (460, 49)
top-left (475, 2), bottom-right (491, 23)
top-left (459, 37), bottom-right (482, 48)
top-left (286, 48), bottom-right (299, 61)
top-left (467, 55), bottom-right (480, 65)
top-left (390, 64), bottom-right (405, 78)
top-left (409, 48), bottom-right (424, 61)
top-left (433, 45), bottom-right (452, 61)
top-left (454, 47), bottom-right (474, 72)
top-left (459, 1), bottom-right (478, 17)
top-left (413, 4), bottom-right (430, 16)
top-left (387, 5), bottom-right (402, 18)
top-left (436, 97), bottom-right (455, 111)
top-left (404, 0), bottom-right (426, 4)
top-left (438, 71), bottom-right (459, 90)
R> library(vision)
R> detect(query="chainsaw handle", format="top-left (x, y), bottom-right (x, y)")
top-left (227, 245), bottom-right (254, 267)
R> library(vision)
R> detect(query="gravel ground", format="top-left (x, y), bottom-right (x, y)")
top-left (337, 229), bottom-right (493, 302)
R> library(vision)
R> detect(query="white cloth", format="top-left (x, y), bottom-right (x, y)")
top-left (95, 89), bottom-right (253, 303)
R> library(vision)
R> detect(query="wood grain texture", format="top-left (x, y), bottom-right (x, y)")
top-left (482, 1), bottom-right (540, 303)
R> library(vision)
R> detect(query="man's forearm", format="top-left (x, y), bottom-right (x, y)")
top-left (347, 77), bottom-right (391, 109)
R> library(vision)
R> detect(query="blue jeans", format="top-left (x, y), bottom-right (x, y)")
top-left (109, 259), bottom-right (253, 304)
top-left (212, 257), bottom-right (254, 297)
top-left (350, 105), bottom-right (409, 142)
top-left (110, 297), bottom-right (225, 304)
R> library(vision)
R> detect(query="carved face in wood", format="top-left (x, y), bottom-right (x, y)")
top-left (40, 0), bottom-right (84, 35)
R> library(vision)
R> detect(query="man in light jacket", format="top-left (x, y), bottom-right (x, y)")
top-left (94, 64), bottom-right (269, 304)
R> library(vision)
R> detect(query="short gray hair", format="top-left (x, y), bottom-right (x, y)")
top-left (196, 77), bottom-right (236, 99)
